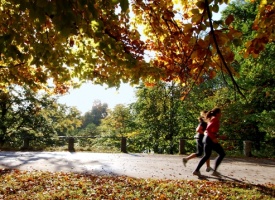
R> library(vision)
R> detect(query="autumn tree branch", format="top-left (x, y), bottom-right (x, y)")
top-left (204, 0), bottom-right (246, 99)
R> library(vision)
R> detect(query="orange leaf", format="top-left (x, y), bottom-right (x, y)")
top-left (225, 15), bottom-right (234, 26)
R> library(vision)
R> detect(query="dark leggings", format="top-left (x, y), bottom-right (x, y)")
top-left (195, 136), bottom-right (226, 171)
top-left (195, 134), bottom-right (204, 157)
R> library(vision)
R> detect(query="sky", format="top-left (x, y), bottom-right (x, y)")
top-left (58, 5), bottom-right (226, 114)
top-left (58, 83), bottom-right (136, 114)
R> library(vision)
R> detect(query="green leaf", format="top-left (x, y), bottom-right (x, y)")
top-left (232, 38), bottom-right (242, 47)
top-left (120, 0), bottom-right (129, 12)
top-left (212, 4), bottom-right (219, 13)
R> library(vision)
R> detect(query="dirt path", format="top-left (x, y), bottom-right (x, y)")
top-left (0, 152), bottom-right (274, 185)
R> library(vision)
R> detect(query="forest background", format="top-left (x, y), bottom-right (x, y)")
top-left (0, 0), bottom-right (274, 158)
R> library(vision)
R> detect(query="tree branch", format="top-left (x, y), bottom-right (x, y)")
top-left (204, 0), bottom-right (246, 99)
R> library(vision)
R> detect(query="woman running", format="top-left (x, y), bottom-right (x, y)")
top-left (182, 111), bottom-right (212, 172)
top-left (193, 107), bottom-right (226, 177)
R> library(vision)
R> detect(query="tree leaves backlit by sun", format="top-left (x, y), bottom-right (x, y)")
top-left (0, 0), bottom-right (148, 94)
top-left (245, 0), bottom-right (275, 58)
top-left (0, 0), bottom-right (274, 96)
top-left (131, 0), bottom-right (243, 97)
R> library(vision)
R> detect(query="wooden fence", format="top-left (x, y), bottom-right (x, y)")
top-left (54, 136), bottom-right (253, 157)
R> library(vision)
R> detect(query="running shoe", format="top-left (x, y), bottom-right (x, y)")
top-left (212, 171), bottom-right (221, 176)
top-left (182, 158), bottom-right (188, 167)
top-left (206, 167), bottom-right (213, 172)
top-left (193, 170), bottom-right (201, 176)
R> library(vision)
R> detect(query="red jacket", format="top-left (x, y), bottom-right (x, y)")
top-left (205, 117), bottom-right (220, 142)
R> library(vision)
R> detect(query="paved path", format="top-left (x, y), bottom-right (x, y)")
top-left (0, 152), bottom-right (274, 185)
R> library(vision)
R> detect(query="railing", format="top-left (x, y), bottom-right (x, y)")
top-left (58, 136), bottom-right (127, 153)
top-left (56, 136), bottom-right (254, 157)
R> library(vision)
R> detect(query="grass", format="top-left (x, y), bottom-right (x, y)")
top-left (0, 169), bottom-right (274, 200)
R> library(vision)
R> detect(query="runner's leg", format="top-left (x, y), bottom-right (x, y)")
top-left (194, 136), bottom-right (213, 172)
top-left (212, 143), bottom-right (226, 171)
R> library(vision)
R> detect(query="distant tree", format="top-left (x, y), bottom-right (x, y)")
top-left (132, 82), bottom-right (186, 154)
top-left (97, 104), bottom-right (136, 151)
top-left (77, 123), bottom-right (99, 137)
top-left (82, 100), bottom-right (108, 128)
top-left (53, 104), bottom-right (83, 137)
top-left (99, 104), bottom-right (134, 137)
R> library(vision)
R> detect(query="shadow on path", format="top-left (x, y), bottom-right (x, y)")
top-left (223, 157), bottom-right (275, 167)
top-left (0, 152), bottom-right (121, 177)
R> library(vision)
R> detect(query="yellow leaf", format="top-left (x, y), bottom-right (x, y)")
top-left (191, 50), bottom-right (198, 59)
top-left (260, 0), bottom-right (267, 6)
top-left (191, 9), bottom-right (200, 15)
top-left (192, 14), bottom-right (202, 24)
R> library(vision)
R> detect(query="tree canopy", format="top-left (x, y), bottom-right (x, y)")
top-left (0, 0), bottom-right (274, 96)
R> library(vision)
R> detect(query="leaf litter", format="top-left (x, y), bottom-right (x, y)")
top-left (0, 169), bottom-right (274, 199)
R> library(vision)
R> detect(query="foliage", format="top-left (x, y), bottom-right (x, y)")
top-left (245, 0), bottom-right (275, 58)
top-left (0, 86), bottom-right (82, 150)
top-left (74, 100), bottom-right (106, 146)
top-left (131, 82), bottom-right (195, 154)
top-left (77, 99), bottom-right (109, 142)
top-left (99, 104), bottom-right (135, 137)
top-left (0, 169), bottom-right (274, 199)
top-left (2, 0), bottom-right (274, 97)
top-left (219, 0), bottom-right (275, 154)
top-left (130, 0), bottom-right (246, 96)
top-left (96, 104), bottom-right (136, 150)
top-left (81, 100), bottom-right (108, 128)
top-left (0, 0), bottom-right (148, 93)
top-left (256, 110), bottom-right (275, 137)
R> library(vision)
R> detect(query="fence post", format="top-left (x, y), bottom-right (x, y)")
top-left (68, 137), bottom-right (75, 152)
top-left (179, 138), bottom-right (185, 154)
top-left (243, 140), bottom-right (252, 157)
top-left (22, 138), bottom-right (30, 150)
top-left (121, 137), bottom-right (127, 153)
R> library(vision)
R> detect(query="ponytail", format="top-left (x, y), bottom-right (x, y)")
top-left (206, 107), bottom-right (221, 119)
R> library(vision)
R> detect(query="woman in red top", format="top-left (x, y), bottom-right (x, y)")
top-left (182, 111), bottom-right (212, 172)
top-left (193, 107), bottom-right (226, 177)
